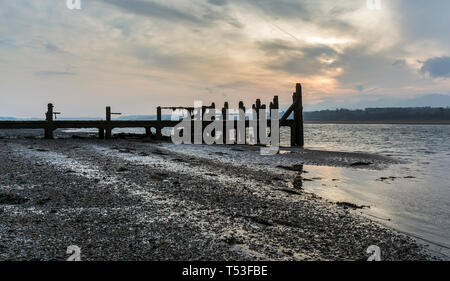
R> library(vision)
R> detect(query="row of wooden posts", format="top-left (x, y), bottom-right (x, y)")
top-left (2, 83), bottom-right (304, 147)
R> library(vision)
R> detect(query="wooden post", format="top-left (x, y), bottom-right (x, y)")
top-left (290, 123), bottom-right (296, 146)
top-left (251, 104), bottom-right (256, 144)
top-left (255, 99), bottom-right (261, 144)
top-left (273, 95), bottom-right (279, 110)
top-left (98, 128), bottom-right (105, 139)
top-left (105, 106), bottom-right (112, 139)
top-left (201, 105), bottom-right (207, 144)
top-left (293, 83), bottom-right (304, 147)
top-left (238, 101), bottom-right (245, 144)
top-left (222, 102), bottom-right (228, 144)
top-left (156, 106), bottom-right (162, 140)
top-left (210, 102), bottom-right (216, 139)
top-left (269, 102), bottom-right (273, 138)
top-left (145, 127), bottom-right (151, 137)
top-left (269, 95), bottom-right (279, 139)
top-left (44, 103), bottom-right (54, 139)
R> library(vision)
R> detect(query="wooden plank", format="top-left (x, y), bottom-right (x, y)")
top-left (0, 119), bottom-right (288, 130)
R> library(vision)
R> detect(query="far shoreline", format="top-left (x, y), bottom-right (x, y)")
top-left (304, 120), bottom-right (450, 125)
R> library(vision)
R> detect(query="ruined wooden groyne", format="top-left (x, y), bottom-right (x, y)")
top-left (0, 83), bottom-right (304, 146)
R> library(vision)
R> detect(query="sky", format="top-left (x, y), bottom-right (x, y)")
top-left (1, 0), bottom-right (450, 117)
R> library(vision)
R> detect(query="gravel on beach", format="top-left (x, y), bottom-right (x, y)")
top-left (0, 130), bottom-right (434, 260)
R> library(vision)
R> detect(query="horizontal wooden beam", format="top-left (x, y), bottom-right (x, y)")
top-left (0, 119), bottom-right (294, 130)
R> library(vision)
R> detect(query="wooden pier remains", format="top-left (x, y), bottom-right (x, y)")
top-left (0, 83), bottom-right (304, 147)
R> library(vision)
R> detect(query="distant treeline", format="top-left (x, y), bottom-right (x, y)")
top-left (303, 107), bottom-right (450, 121)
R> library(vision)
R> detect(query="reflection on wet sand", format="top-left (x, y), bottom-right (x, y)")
top-left (299, 164), bottom-right (450, 258)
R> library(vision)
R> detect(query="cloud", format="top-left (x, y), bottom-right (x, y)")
top-left (208, 0), bottom-right (227, 6)
top-left (238, 0), bottom-right (310, 20)
top-left (392, 59), bottom-right (406, 67)
top-left (395, 0), bottom-right (450, 45)
top-left (420, 56), bottom-right (450, 78)
top-left (98, 0), bottom-right (242, 28)
top-left (34, 71), bottom-right (76, 76)
top-left (258, 40), bottom-right (339, 76)
top-left (354, 85), bottom-right (364, 92)
top-left (3, 0), bottom-right (450, 116)
top-left (45, 42), bottom-right (66, 54)
top-left (99, 0), bottom-right (204, 24)
top-left (216, 80), bottom-right (255, 89)
top-left (0, 39), bottom-right (15, 47)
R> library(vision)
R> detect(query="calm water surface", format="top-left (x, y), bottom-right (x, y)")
top-left (300, 124), bottom-right (450, 258)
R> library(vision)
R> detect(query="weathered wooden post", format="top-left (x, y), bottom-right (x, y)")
top-left (255, 99), bottom-right (261, 144)
top-left (251, 103), bottom-right (256, 144)
top-left (98, 128), bottom-right (105, 139)
top-left (291, 94), bottom-right (296, 146)
top-left (261, 103), bottom-right (267, 142)
top-left (222, 102), bottom-right (228, 144)
top-left (44, 103), bottom-right (54, 139)
top-left (105, 106), bottom-right (112, 139)
top-left (156, 106), bottom-right (162, 140)
top-left (238, 101), bottom-right (245, 144)
top-left (293, 83), bottom-right (304, 147)
top-left (105, 106), bottom-right (121, 139)
top-left (273, 96), bottom-right (279, 110)
top-left (269, 95), bottom-right (279, 139)
top-left (201, 105), bottom-right (207, 144)
top-left (210, 102), bottom-right (216, 140)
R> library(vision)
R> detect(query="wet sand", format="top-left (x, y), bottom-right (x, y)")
top-left (0, 130), bottom-right (436, 260)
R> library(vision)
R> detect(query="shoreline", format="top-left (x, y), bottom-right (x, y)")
top-left (304, 120), bottom-right (450, 125)
top-left (0, 131), bottom-right (438, 260)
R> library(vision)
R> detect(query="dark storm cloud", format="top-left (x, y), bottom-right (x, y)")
top-left (420, 57), bottom-right (450, 78)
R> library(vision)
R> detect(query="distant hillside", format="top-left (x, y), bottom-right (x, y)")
top-left (0, 117), bottom-right (18, 121)
top-left (306, 94), bottom-right (450, 111)
top-left (303, 107), bottom-right (450, 121)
